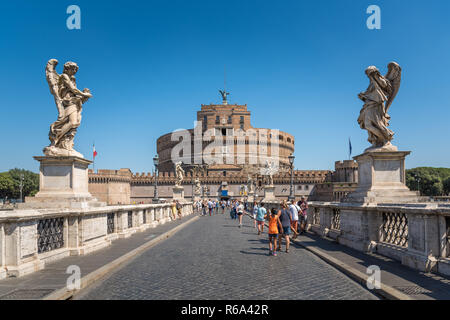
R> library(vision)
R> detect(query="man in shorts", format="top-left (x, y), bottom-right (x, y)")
top-left (289, 200), bottom-right (300, 239)
top-left (278, 201), bottom-right (292, 253)
top-left (256, 203), bottom-right (267, 235)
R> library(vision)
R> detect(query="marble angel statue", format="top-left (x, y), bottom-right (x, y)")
top-left (357, 62), bottom-right (401, 151)
top-left (261, 160), bottom-right (277, 186)
top-left (44, 59), bottom-right (92, 157)
top-left (175, 162), bottom-right (185, 187)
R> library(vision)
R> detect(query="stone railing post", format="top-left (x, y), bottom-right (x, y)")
top-left (321, 207), bottom-right (332, 237)
top-left (0, 223), bottom-right (5, 279)
top-left (68, 215), bottom-right (80, 255)
top-left (438, 215), bottom-right (448, 258)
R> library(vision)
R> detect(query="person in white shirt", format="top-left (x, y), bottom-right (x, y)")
top-left (252, 201), bottom-right (258, 229)
top-left (289, 200), bottom-right (300, 239)
top-left (207, 199), bottom-right (213, 216)
top-left (237, 201), bottom-right (244, 228)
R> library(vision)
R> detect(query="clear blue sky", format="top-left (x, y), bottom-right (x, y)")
top-left (1, 0), bottom-right (449, 173)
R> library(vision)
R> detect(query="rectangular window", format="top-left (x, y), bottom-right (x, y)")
top-left (216, 116), bottom-right (220, 124)
top-left (228, 116), bottom-right (232, 124)
top-left (240, 116), bottom-right (244, 123)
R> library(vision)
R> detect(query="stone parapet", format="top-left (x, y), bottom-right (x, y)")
top-left (307, 202), bottom-right (450, 277)
top-left (0, 202), bottom-right (193, 280)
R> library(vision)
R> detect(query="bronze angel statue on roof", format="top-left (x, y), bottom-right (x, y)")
top-left (357, 62), bottom-right (402, 152)
top-left (219, 89), bottom-right (229, 103)
top-left (44, 59), bottom-right (92, 157)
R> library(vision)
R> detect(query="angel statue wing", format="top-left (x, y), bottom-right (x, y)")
top-left (45, 59), bottom-right (64, 120)
top-left (219, 89), bottom-right (229, 100)
top-left (384, 62), bottom-right (402, 113)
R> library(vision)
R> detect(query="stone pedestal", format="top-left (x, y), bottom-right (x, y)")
top-left (23, 156), bottom-right (105, 209)
top-left (247, 191), bottom-right (255, 203)
top-left (172, 186), bottom-right (185, 201)
top-left (344, 150), bottom-right (419, 204)
top-left (263, 185), bottom-right (276, 202)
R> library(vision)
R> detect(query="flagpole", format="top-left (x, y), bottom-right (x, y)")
top-left (93, 143), bottom-right (95, 173)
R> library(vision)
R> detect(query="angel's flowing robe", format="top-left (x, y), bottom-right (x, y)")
top-left (49, 75), bottom-right (83, 148)
top-left (357, 74), bottom-right (394, 146)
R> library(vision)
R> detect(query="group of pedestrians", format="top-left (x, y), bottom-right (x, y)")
top-left (250, 198), bottom-right (308, 256)
top-left (170, 200), bottom-right (183, 220)
top-left (194, 199), bottom-right (229, 216)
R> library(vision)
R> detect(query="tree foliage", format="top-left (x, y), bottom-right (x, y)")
top-left (406, 167), bottom-right (450, 197)
top-left (0, 168), bottom-right (39, 200)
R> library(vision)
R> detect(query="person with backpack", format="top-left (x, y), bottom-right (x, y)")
top-left (230, 200), bottom-right (237, 219)
top-left (278, 201), bottom-right (292, 253)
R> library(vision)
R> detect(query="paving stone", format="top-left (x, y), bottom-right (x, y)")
top-left (77, 211), bottom-right (378, 300)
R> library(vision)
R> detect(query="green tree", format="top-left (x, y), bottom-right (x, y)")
top-left (406, 167), bottom-right (450, 197)
top-left (0, 169), bottom-right (39, 200)
top-left (444, 177), bottom-right (450, 195)
top-left (0, 172), bottom-right (14, 199)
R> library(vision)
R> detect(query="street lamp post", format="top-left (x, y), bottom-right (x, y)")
top-left (153, 155), bottom-right (159, 203)
top-left (288, 154), bottom-right (295, 201)
top-left (19, 174), bottom-right (24, 203)
top-left (417, 177), bottom-right (421, 196)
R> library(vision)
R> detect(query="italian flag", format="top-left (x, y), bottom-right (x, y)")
top-left (93, 145), bottom-right (98, 159)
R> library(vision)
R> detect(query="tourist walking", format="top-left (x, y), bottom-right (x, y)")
top-left (171, 200), bottom-right (177, 220)
top-left (202, 200), bottom-right (207, 216)
top-left (289, 200), bottom-right (300, 239)
top-left (256, 203), bottom-right (267, 235)
top-left (237, 201), bottom-right (244, 228)
top-left (230, 201), bottom-right (236, 219)
top-left (207, 199), bottom-right (213, 216)
top-left (278, 201), bottom-right (292, 253)
top-left (252, 201), bottom-right (258, 229)
top-left (176, 200), bottom-right (182, 220)
top-left (267, 208), bottom-right (282, 256)
top-left (298, 197), bottom-right (309, 234)
top-left (221, 200), bottom-right (226, 214)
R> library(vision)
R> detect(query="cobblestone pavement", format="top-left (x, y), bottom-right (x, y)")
top-left (77, 211), bottom-right (379, 300)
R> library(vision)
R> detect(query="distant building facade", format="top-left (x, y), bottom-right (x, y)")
top-left (309, 160), bottom-right (358, 202)
top-left (89, 96), bottom-right (332, 204)
top-left (88, 169), bottom-right (132, 205)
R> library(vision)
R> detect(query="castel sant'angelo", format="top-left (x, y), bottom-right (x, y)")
top-left (88, 92), bottom-right (355, 204)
